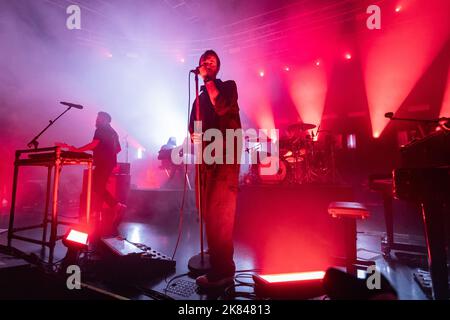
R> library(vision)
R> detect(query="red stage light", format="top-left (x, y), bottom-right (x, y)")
top-left (395, 5), bottom-right (402, 13)
top-left (359, 0), bottom-right (449, 138)
top-left (315, 60), bottom-right (321, 66)
top-left (253, 271), bottom-right (326, 299)
top-left (65, 229), bottom-right (88, 246)
top-left (347, 134), bottom-right (357, 149)
top-left (440, 67), bottom-right (450, 118)
top-left (284, 66), bottom-right (290, 72)
top-left (345, 53), bottom-right (352, 60)
top-left (288, 65), bottom-right (327, 128)
top-left (258, 271), bottom-right (325, 283)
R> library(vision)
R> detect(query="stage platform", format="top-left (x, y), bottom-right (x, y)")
top-left (0, 184), bottom-right (429, 300)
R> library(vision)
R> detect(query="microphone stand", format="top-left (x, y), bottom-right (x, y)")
top-left (385, 115), bottom-right (441, 124)
top-left (27, 106), bottom-right (73, 149)
top-left (188, 73), bottom-right (211, 274)
top-left (385, 113), bottom-right (450, 136)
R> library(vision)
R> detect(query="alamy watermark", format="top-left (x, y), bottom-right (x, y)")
top-left (366, 265), bottom-right (381, 290)
top-left (64, 4), bottom-right (380, 32)
top-left (66, 5), bottom-right (81, 30)
top-left (66, 265), bottom-right (81, 290)
top-left (170, 122), bottom-right (280, 175)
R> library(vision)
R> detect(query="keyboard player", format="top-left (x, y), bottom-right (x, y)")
top-left (60, 111), bottom-right (126, 235)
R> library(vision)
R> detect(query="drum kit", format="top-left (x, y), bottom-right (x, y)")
top-left (244, 122), bottom-right (337, 185)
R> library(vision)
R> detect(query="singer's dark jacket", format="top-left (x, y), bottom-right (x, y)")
top-left (189, 79), bottom-right (241, 133)
top-left (189, 79), bottom-right (242, 164)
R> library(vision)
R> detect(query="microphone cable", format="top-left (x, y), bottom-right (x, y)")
top-left (170, 71), bottom-right (192, 261)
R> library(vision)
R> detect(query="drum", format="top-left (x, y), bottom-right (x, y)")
top-left (256, 155), bottom-right (289, 184)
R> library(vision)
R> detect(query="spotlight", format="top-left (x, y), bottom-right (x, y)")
top-left (63, 229), bottom-right (89, 248)
top-left (61, 228), bottom-right (89, 272)
top-left (137, 147), bottom-right (144, 159)
top-left (373, 131), bottom-right (381, 139)
top-left (395, 5), bottom-right (402, 13)
top-left (315, 59), bottom-right (321, 66)
top-left (345, 53), bottom-right (352, 60)
top-left (259, 70), bottom-right (265, 77)
top-left (253, 271), bottom-right (326, 299)
top-left (284, 66), bottom-right (290, 72)
top-left (346, 134), bottom-right (357, 149)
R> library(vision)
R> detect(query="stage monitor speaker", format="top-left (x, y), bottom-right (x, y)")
top-left (98, 236), bottom-right (175, 281)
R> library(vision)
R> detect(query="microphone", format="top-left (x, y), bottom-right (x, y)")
top-left (384, 112), bottom-right (394, 119)
top-left (190, 64), bottom-right (207, 75)
top-left (190, 67), bottom-right (200, 75)
top-left (60, 101), bottom-right (84, 110)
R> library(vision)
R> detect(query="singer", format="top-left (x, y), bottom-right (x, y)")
top-left (189, 50), bottom-right (242, 289)
top-left (65, 111), bottom-right (126, 237)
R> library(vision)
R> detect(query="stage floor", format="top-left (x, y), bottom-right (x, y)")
top-left (0, 184), bottom-right (430, 300)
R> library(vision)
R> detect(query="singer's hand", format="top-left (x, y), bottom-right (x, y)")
top-left (191, 132), bottom-right (203, 144)
top-left (198, 65), bottom-right (208, 80)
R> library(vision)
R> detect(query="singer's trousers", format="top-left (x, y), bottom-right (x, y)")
top-left (197, 164), bottom-right (240, 279)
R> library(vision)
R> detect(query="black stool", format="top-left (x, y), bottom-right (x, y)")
top-left (328, 201), bottom-right (374, 276)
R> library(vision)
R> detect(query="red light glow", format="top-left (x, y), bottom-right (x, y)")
top-left (288, 65), bottom-right (328, 128)
top-left (66, 229), bottom-right (88, 245)
top-left (440, 66), bottom-right (450, 118)
top-left (259, 271), bottom-right (325, 283)
top-left (359, 0), bottom-right (450, 138)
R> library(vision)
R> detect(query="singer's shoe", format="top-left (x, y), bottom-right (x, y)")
top-left (196, 274), bottom-right (234, 289)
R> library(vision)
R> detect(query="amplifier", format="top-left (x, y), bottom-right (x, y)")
top-left (98, 237), bottom-right (175, 281)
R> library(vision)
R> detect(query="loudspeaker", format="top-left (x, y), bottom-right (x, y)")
top-left (105, 173), bottom-right (131, 205)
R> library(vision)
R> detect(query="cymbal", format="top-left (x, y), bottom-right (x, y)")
top-left (288, 122), bottom-right (317, 131)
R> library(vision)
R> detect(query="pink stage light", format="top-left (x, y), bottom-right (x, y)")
top-left (347, 134), bottom-right (357, 149)
top-left (315, 59), bottom-right (321, 67)
top-left (359, 0), bottom-right (450, 138)
top-left (395, 5), bottom-right (402, 13)
top-left (65, 229), bottom-right (88, 246)
top-left (288, 65), bottom-right (328, 128)
top-left (259, 70), bottom-right (265, 77)
top-left (345, 53), bottom-right (352, 60)
top-left (258, 271), bottom-right (325, 283)
top-left (440, 67), bottom-right (450, 118)
top-left (284, 66), bottom-right (290, 72)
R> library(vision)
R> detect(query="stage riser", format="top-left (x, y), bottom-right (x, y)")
top-left (128, 185), bottom-right (353, 273)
